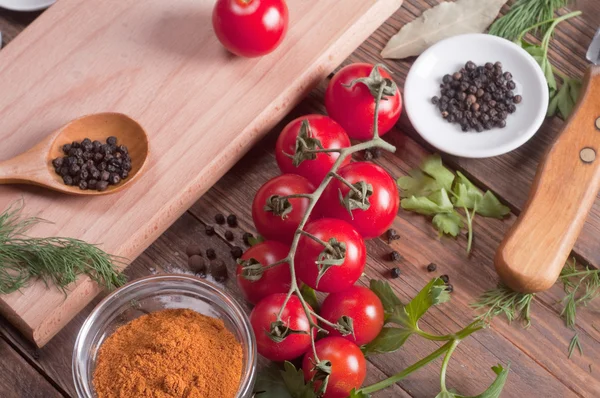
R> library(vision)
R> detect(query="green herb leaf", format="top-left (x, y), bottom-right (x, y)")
top-left (421, 154), bottom-right (455, 192)
top-left (254, 364), bottom-right (294, 398)
top-left (390, 278), bottom-right (450, 328)
top-left (476, 191), bottom-right (511, 219)
top-left (568, 334), bottom-right (583, 359)
top-left (436, 391), bottom-right (456, 398)
top-left (432, 211), bottom-right (464, 237)
top-left (369, 279), bottom-right (404, 314)
top-left (455, 364), bottom-right (511, 398)
top-left (397, 169), bottom-right (440, 198)
top-left (362, 327), bottom-right (413, 356)
top-left (280, 361), bottom-right (317, 398)
top-left (300, 284), bottom-right (320, 312)
top-left (348, 389), bottom-right (371, 398)
top-left (489, 0), bottom-right (571, 40)
top-left (401, 196), bottom-right (448, 216)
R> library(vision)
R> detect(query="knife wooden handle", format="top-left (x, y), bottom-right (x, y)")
top-left (495, 66), bottom-right (600, 293)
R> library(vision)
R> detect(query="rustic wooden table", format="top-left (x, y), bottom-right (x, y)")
top-left (0, 1), bottom-right (599, 397)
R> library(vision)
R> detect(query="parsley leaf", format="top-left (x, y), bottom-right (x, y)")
top-left (370, 279), bottom-right (403, 313)
top-left (362, 327), bottom-right (413, 356)
top-left (348, 389), bottom-right (371, 398)
top-left (454, 364), bottom-right (510, 398)
top-left (398, 155), bottom-right (509, 253)
top-left (254, 362), bottom-right (317, 398)
top-left (390, 278), bottom-right (450, 328)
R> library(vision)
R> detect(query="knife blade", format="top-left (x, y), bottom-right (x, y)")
top-left (587, 28), bottom-right (600, 65)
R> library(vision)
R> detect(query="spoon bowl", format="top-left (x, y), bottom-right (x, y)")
top-left (0, 113), bottom-right (149, 195)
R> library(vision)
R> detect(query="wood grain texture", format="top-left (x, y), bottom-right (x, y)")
top-left (0, 0), bottom-right (402, 347)
top-left (0, 338), bottom-right (62, 398)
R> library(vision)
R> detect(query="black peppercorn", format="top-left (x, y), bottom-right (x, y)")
top-left (88, 179), bottom-right (98, 189)
top-left (446, 284), bottom-right (454, 293)
top-left (431, 96), bottom-right (440, 105)
top-left (186, 244), bottom-right (203, 257)
top-left (63, 175), bottom-right (74, 186)
top-left (52, 158), bottom-right (63, 169)
top-left (389, 251), bottom-right (402, 262)
top-left (106, 136), bottom-right (117, 146)
top-left (231, 246), bottom-right (243, 260)
top-left (426, 263), bottom-right (437, 272)
top-left (225, 230), bottom-right (234, 241)
top-left (227, 214), bottom-right (238, 227)
top-left (78, 180), bottom-right (88, 190)
top-left (387, 228), bottom-right (399, 243)
top-left (241, 232), bottom-right (254, 247)
top-left (100, 170), bottom-right (110, 181)
top-left (452, 72), bottom-right (462, 81)
top-left (442, 74), bottom-right (452, 84)
top-left (205, 225), bottom-right (215, 236)
top-left (214, 213), bottom-right (225, 224)
top-left (211, 260), bottom-right (228, 282)
top-left (206, 248), bottom-right (216, 260)
top-left (108, 173), bottom-right (121, 185)
top-left (513, 95), bottom-right (522, 104)
top-left (440, 274), bottom-right (450, 283)
top-left (97, 181), bottom-right (109, 191)
top-left (189, 255), bottom-right (207, 276)
top-left (390, 267), bottom-right (401, 279)
top-left (465, 61), bottom-right (476, 71)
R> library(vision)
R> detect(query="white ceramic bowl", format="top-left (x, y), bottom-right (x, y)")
top-left (404, 34), bottom-right (548, 158)
top-left (0, 0), bottom-right (54, 11)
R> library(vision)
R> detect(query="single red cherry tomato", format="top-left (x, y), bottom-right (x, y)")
top-left (252, 174), bottom-right (315, 244)
top-left (320, 162), bottom-right (399, 239)
top-left (212, 0), bottom-right (289, 58)
top-left (320, 286), bottom-right (384, 346)
top-left (275, 115), bottom-right (351, 186)
top-left (302, 337), bottom-right (366, 398)
top-left (236, 241), bottom-right (292, 304)
top-left (295, 218), bottom-right (366, 293)
top-left (325, 63), bottom-right (402, 140)
top-left (250, 294), bottom-right (316, 361)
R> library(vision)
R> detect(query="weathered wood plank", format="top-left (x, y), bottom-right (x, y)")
top-left (0, 338), bottom-right (63, 398)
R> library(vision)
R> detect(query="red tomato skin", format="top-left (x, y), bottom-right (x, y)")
top-left (320, 162), bottom-right (399, 239)
top-left (236, 241), bottom-right (292, 304)
top-left (275, 115), bottom-right (351, 186)
top-left (320, 286), bottom-right (385, 346)
top-left (295, 218), bottom-right (366, 293)
top-left (302, 337), bottom-right (367, 398)
top-left (325, 63), bottom-right (402, 140)
top-left (252, 174), bottom-right (316, 244)
top-left (212, 0), bottom-right (289, 58)
top-left (250, 294), bottom-right (317, 361)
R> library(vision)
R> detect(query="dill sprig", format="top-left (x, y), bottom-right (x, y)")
top-left (489, 0), bottom-right (572, 40)
top-left (471, 284), bottom-right (534, 327)
top-left (0, 201), bottom-right (126, 294)
top-left (559, 259), bottom-right (600, 329)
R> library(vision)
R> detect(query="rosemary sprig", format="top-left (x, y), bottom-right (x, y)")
top-left (559, 259), bottom-right (600, 329)
top-left (489, 0), bottom-right (571, 41)
top-left (0, 201), bottom-right (126, 294)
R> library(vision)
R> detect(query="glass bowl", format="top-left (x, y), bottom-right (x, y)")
top-left (73, 274), bottom-right (257, 398)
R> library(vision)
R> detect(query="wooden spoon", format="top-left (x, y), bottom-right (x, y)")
top-left (0, 113), bottom-right (149, 196)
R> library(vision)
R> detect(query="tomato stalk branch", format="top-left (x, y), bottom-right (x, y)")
top-left (272, 78), bottom-right (395, 366)
top-left (329, 172), bottom-right (364, 196)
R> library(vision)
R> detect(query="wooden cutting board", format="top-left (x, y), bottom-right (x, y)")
top-left (0, 0), bottom-right (402, 347)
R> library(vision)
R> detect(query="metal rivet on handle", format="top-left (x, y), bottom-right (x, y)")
top-left (580, 147), bottom-right (596, 164)
top-left (596, 117), bottom-right (600, 131)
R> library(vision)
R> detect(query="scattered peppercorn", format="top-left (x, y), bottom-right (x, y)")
top-left (227, 214), bottom-right (238, 227)
top-left (432, 61), bottom-right (522, 132)
top-left (211, 261), bottom-right (228, 282)
top-left (215, 213), bottom-right (226, 224)
top-left (188, 255), bottom-right (207, 276)
top-left (231, 246), bottom-right (243, 260)
top-left (242, 232), bottom-right (254, 246)
top-left (440, 274), bottom-right (450, 283)
top-left (426, 263), bottom-right (437, 272)
top-left (389, 251), bottom-right (402, 262)
top-left (52, 136), bottom-right (132, 191)
top-left (186, 244), bottom-right (203, 257)
top-left (387, 229), bottom-right (400, 243)
top-left (390, 267), bottom-right (401, 279)
top-left (225, 230), bottom-right (234, 241)
top-left (206, 248), bottom-right (216, 260)
top-left (205, 225), bottom-right (215, 236)
top-left (446, 284), bottom-right (454, 293)
top-left (363, 148), bottom-right (382, 161)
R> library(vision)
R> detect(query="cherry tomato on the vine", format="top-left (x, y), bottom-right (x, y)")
top-left (302, 337), bottom-right (367, 398)
top-left (320, 286), bottom-right (384, 346)
top-left (212, 0), bottom-right (289, 58)
top-left (236, 241), bottom-right (292, 305)
top-left (295, 218), bottom-right (366, 293)
top-left (320, 161), bottom-right (399, 239)
top-left (325, 63), bottom-right (402, 140)
top-left (250, 294), bottom-right (316, 361)
top-left (252, 174), bottom-right (315, 244)
top-left (275, 115), bottom-right (351, 186)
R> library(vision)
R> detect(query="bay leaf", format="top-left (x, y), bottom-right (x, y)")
top-left (381, 0), bottom-right (508, 59)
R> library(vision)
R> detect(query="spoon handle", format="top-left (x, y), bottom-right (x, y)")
top-left (495, 66), bottom-right (600, 293)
